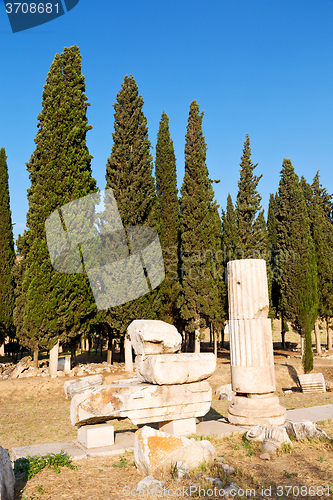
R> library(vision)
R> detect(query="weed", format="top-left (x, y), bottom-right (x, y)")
top-left (14, 450), bottom-right (78, 480)
top-left (284, 470), bottom-right (298, 478)
top-left (98, 468), bottom-right (103, 473)
top-left (111, 456), bottom-right (129, 468)
top-left (35, 484), bottom-right (44, 494)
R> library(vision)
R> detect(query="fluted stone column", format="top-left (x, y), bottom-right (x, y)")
top-left (227, 259), bottom-right (286, 426)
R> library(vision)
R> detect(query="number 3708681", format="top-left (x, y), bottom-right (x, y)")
top-left (5, 3), bottom-right (59, 14)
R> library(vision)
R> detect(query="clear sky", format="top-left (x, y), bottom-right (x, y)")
top-left (1, 0), bottom-right (333, 247)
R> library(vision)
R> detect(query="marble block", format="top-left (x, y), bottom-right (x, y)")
top-left (77, 423), bottom-right (114, 449)
top-left (128, 320), bottom-right (182, 355)
top-left (158, 418), bottom-right (196, 436)
top-left (135, 353), bottom-right (216, 385)
top-left (70, 379), bottom-right (212, 426)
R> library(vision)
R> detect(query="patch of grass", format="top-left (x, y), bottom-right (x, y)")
top-left (14, 450), bottom-right (78, 480)
top-left (111, 456), bottom-right (130, 468)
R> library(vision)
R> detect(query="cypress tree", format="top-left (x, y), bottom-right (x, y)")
top-left (222, 193), bottom-right (239, 263)
top-left (235, 134), bottom-right (266, 258)
top-left (155, 111), bottom-right (181, 327)
top-left (276, 159), bottom-right (318, 373)
top-left (22, 46), bottom-right (98, 356)
top-left (309, 172), bottom-right (333, 352)
top-left (179, 100), bottom-right (222, 352)
top-left (104, 75), bottom-right (162, 338)
top-left (0, 148), bottom-right (15, 346)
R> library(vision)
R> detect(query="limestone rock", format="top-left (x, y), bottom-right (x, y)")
top-left (173, 461), bottom-right (189, 479)
top-left (64, 374), bottom-right (104, 400)
top-left (9, 356), bottom-right (32, 379)
top-left (0, 446), bottom-right (15, 500)
top-left (259, 453), bottom-right (270, 460)
top-left (135, 353), bottom-right (216, 385)
top-left (134, 476), bottom-right (165, 493)
top-left (134, 426), bottom-right (216, 476)
top-left (222, 482), bottom-right (240, 498)
top-left (71, 379), bottom-right (212, 426)
top-left (285, 421), bottom-right (329, 441)
top-left (128, 320), bottom-right (182, 355)
top-left (246, 425), bottom-right (291, 452)
top-left (216, 384), bottom-right (234, 401)
top-left (219, 463), bottom-right (235, 475)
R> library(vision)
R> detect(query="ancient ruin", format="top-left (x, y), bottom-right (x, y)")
top-left (227, 259), bottom-right (286, 426)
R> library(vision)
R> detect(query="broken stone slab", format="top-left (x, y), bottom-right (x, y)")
top-left (8, 356), bottom-right (32, 379)
top-left (246, 425), bottom-right (291, 451)
top-left (134, 425), bottom-right (216, 476)
top-left (135, 353), bottom-right (216, 385)
top-left (64, 374), bottom-right (104, 400)
top-left (71, 379), bottom-right (212, 426)
top-left (0, 446), bottom-right (15, 500)
top-left (216, 384), bottom-right (235, 401)
top-left (128, 320), bottom-right (182, 355)
top-left (285, 421), bottom-right (330, 441)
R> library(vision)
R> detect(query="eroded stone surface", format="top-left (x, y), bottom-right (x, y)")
top-left (71, 379), bottom-right (212, 426)
top-left (228, 394), bottom-right (286, 426)
top-left (64, 374), bottom-right (104, 400)
top-left (0, 446), bottom-right (15, 500)
top-left (135, 353), bottom-right (216, 385)
top-left (128, 320), bottom-right (182, 355)
top-left (134, 426), bottom-right (216, 476)
top-left (285, 421), bottom-right (329, 441)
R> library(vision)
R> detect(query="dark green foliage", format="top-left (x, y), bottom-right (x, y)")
top-left (104, 75), bottom-right (162, 335)
top-left (267, 193), bottom-right (280, 318)
top-left (21, 46), bottom-right (98, 351)
top-left (0, 148), bottom-right (15, 345)
top-left (222, 193), bottom-right (239, 262)
top-left (235, 134), bottom-right (266, 258)
top-left (179, 100), bottom-right (223, 336)
top-left (155, 111), bottom-right (181, 327)
top-left (308, 172), bottom-right (333, 321)
top-left (276, 159), bottom-right (318, 373)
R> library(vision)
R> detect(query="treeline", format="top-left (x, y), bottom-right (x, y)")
top-left (1, 46), bottom-right (333, 373)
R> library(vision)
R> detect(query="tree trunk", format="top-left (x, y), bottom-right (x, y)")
top-left (49, 340), bottom-right (59, 377)
top-left (326, 317), bottom-right (333, 351)
top-left (213, 328), bottom-right (217, 358)
top-left (194, 329), bottom-right (200, 353)
top-left (220, 328), bottom-right (225, 349)
top-left (88, 336), bottom-right (91, 356)
top-left (70, 338), bottom-right (77, 367)
top-left (281, 314), bottom-right (286, 349)
top-left (95, 336), bottom-right (99, 356)
top-left (301, 335), bottom-right (304, 357)
top-left (124, 334), bottom-right (133, 372)
top-left (85, 338), bottom-right (89, 351)
top-left (314, 319), bottom-right (322, 356)
top-left (107, 331), bottom-right (113, 365)
top-left (0, 342), bottom-right (4, 356)
top-left (209, 325), bottom-right (212, 347)
top-left (80, 336), bottom-right (85, 353)
top-left (33, 347), bottom-right (39, 369)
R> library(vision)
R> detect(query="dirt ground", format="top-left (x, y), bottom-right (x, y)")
top-left (1, 344), bottom-right (333, 500)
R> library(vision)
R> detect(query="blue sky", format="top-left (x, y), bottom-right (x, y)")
top-left (1, 0), bottom-right (333, 247)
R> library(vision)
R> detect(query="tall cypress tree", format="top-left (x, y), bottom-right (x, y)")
top-left (155, 111), bottom-right (181, 327)
top-left (236, 134), bottom-right (266, 258)
top-left (222, 193), bottom-right (239, 263)
top-left (179, 100), bottom-right (222, 351)
top-left (21, 46), bottom-right (98, 355)
top-left (104, 75), bottom-right (162, 337)
top-left (267, 193), bottom-right (280, 325)
top-left (0, 148), bottom-right (15, 346)
top-left (276, 159), bottom-right (318, 373)
top-left (309, 172), bottom-right (333, 351)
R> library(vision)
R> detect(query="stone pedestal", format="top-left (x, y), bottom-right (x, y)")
top-left (78, 423), bottom-right (114, 449)
top-left (158, 418), bottom-right (196, 436)
top-left (49, 340), bottom-right (59, 378)
top-left (227, 259), bottom-right (286, 426)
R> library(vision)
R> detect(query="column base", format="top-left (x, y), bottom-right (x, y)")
top-left (158, 417), bottom-right (196, 436)
top-left (228, 394), bottom-right (286, 426)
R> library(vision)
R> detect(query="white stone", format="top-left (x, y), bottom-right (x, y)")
top-left (77, 423), bottom-right (114, 449)
top-left (49, 340), bottom-right (59, 377)
top-left (216, 384), bottom-right (235, 401)
top-left (124, 334), bottom-right (133, 372)
top-left (159, 418), bottom-right (196, 436)
top-left (128, 320), bottom-right (182, 355)
top-left (9, 356), bottom-right (31, 379)
top-left (285, 421), bottom-right (329, 441)
top-left (64, 374), bottom-right (104, 400)
top-left (0, 446), bottom-right (15, 500)
top-left (174, 461), bottom-right (190, 479)
top-left (135, 353), bottom-right (216, 385)
top-left (228, 394), bottom-right (286, 426)
top-left (134, 426), bottom-right (216, 476)
top-left (58, 356), bottom-right (71, 373)
top-left (71, 379), bottom-right (212, 426)
top-left (227, 259), bottom-right (269, 320)
top-left (134, 476), bottom-right (165, 493)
